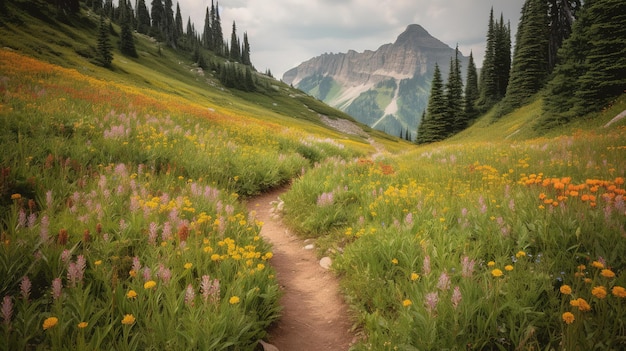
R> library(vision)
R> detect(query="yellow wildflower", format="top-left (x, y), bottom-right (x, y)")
top-left (77, 321), bottom-right (88, 329)
top-left (410, 272), bottom-right (419, 281)
top-left (129, 269), bottom-right (137, 278)
top-left (591, 286), bottom-right (607, 299)
top-left (591, 261), bottom-right (604, 269)
top-left (121, 314), bottom-right (135, 325)
top-left (504, 265), bottom-right (514, 271)
top-left (612, 286), bottom-right (626, 298)
top-left (515, 251), bottom-right (526, 258)
top-left (600, 269), bottom-right (615, 278)
top-left (391, 258), bottom-right (398, 265)
top-left (229, 296), bottom-right (240, 305)
top-left (562, 312), bottom-right (575, 324)
top-left (126, 290), bottom-right (137, 299)
top-left (487, 261), bottom-right (495, 267)
top-left (559, 285), bottom-right (572, 295)
top-left (43, 317), bottom-right (58, 330)
top-left (94, 260), bottom-right (102, 266)
top-left (402, 299), bottom-right (412, 307)
top-left (491, 269), bottom-right (503, 277)
top-left (11, 194), bottom-right (21, 200)
top-left (143, 280), bottom-right (156, 289)
top-left (211, 253), bottom-right (221, 261)
top-left (184, 262), bottom-right (193, 269)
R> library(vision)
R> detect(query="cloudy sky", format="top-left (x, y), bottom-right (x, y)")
top-left (175, 0), bottom-right (526, 78)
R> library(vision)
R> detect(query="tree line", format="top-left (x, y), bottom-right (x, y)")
top-left (81, 0), bottom-right (258, 91)
top-left (417, 0), bottom-right (626, 143)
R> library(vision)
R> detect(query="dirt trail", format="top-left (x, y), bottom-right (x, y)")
top-left (247, 187), bottom-right (355, 351)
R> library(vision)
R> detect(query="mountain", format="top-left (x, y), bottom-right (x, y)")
top-left (283, 24), bottom-right (469, 138)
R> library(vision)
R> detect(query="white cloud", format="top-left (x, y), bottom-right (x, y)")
top-left (173, 0), bottom-right (525, 77)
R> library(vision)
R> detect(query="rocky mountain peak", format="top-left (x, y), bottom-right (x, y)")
top-left (283, 24), bottom-right (467, 138)
top-left (394, 24), bottom-right (450, 50)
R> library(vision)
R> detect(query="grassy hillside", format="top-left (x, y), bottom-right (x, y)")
top-left (1, 2), bottom-right (626, 350)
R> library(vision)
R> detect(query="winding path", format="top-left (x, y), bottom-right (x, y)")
top-left (247, 187), bottom-right (355, 351)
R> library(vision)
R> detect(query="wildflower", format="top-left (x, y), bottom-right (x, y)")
top-left (600, 269), bottom-right (615, 278)
top-left (504, 265), bottom-right (514, 272)
top-left (402, 299), bottom-right (412, 307)
top-left (461, 256), bottom-right (475, 278)
top-left (591, 286), bottom-right (607, 299)
top-left (559, 285), bottom-right (572, 295)
top-left (129, 269), bottom-right (137, 278)
top-left (51, 278), bottom-right (62, 300)
top-left (591, 261), bottom-right (604, 269)
top-left (612, 286), bottom-right (626, 298)
top-left (410, 272), bottom-right (419, 281)
top-left (515, 251), bottom-right (526, 258)
top-left (491, 269), bottom-right (503, 277)
top-left (562, 312), bottom-right (575, 324)
top-left (184, 284), bottom-right (195, 306)
top-left (424, 292), bottom-right (438, 315)
top-left (451, 286), bottom-right (462, 309)
top-left (391, 258), bottom-right (398, 265)
top-left (126, 290), bottom-right (137, 299)
top-left (2, 296), bottom-right (13, 325)
top-left (11, 193), bottom-right (21, 200)
top-left (437, 272), bottom-right (451, 290)
top-left (201, 275), bottom-right (220, 304)
top-left (77, 322), bottom-right (88, 329)
top-left (121, 314), bottom-right (135, 325)
top-left (20, 276), bottom-right (31, 301)
top-left (423, 255), bottom-right (431, 275)
top-left (570, 298), bottom-right (591, 312)
top-left (487, 261), bottom-right (496, 267)
top-left (94, 260), bottom-right (102, 266)
top-left (229, 296), bottom-right (240, 305)
top-left (211, 253), bottom-right (221, 261)
top-left (144, 280), bottom-right (157, 289)
top-left (184, 262), bottom-right (193, 269)
top-left (43, 317), bottom-right (58, 330)
top-left (158, 265), bottom-right (172, 284)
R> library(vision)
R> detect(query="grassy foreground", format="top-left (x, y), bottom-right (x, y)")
top-left (0, 48), bottom-right (367, 350)
top-left (281, 99), bottom-right (626, 349)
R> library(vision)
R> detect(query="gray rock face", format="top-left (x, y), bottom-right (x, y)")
top-left (282, 24), bottom-right (468, 138)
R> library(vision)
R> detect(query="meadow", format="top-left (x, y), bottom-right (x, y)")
top-left (282, 120), bottom-right (626, 349)
top-left (1, 43), bottom-right (625, 350)
top-left (0, 49), bottom-right (365, 350)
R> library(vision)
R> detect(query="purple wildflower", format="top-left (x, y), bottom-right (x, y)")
top-left (451, 286), bottom-right (462, 309)
top-left (437, 272), bottom-right (451, 291)
top-left (51, 278), bottom-right (62, 300)
top-left (2, 295), bottom-right (13, 325)
top-left (461, 256), bottom-right (475, 278)
top-left (20, 276), bottom-right (31, 301)
top-left (184, 284), bottom-right (195, 306)
top-left (425, 292), bottom-right (438, 316)
top-left (423, 255), bottom-right (431, 275)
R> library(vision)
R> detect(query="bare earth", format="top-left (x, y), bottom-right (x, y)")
top-left (247, 187), bottom-right (355, 351)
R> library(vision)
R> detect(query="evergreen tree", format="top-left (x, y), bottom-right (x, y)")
top-left (119, 0), bottom-right (138, 57)
top-left (163, 0), bottom-right (175, 47)
top-left (244, 66), bottom-right (255, 92)
top-left (150, 0), bottom-right (164, 39)
top-left (446, 46), bottom-right (464, 135)
top-left (463, 52), bottom-right (480, 122)
top-left (494, 15), bottom-right (511, 98)
top-left (174, 2), bottom-right (184, 44)
top-left (544, 0), bottom-right (626, 122)
top-left (230, 21), bottom-right (241, 61)
top-left (477, 8), bottom-right (498, 111)
top-left (202, 7), bottom-right (212, 49)
top-left (242, 32), bottom-right (251, 65)
top-left (212, 1), bottom-right (224, 55)
top-left (502, 0), bottom-right (550, 113)
top-left (136, 0), bottom-right (151, 34)
top-left (547, 0), bottom-right (581, 70)
top-left (417, 64), bottom-right (447, 144)
top-left (97, 14), bottom-right (113, 68)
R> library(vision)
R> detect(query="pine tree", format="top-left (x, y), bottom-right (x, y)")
top-left (230, 21), bottom-right (241, 61)
top-left (417, 64), bottom-right (447, 144)
top-left (494, 15), bottom-right (511, 98)
top-left (241, 32), bottom-right (251, 65)
top-left (136, 0), bottom-right (151, 34)
top-left (150, 0), bottom-right (164, 39)
top-left (119, 0), bottom-right (138, 57)
top-left (174, 2), bottom-right (184, 44)
top-left (477, 8), bottom-right (498, 111)
top-left (502, 0), bottom-right (550, 114)
top-left (463, 52), bottom-right (480, 123)
top-left (547, 0), bottom-right (581, 70)
top-left (202, 7), bottom-right (212, 49)
top-left (97, 14), bottom-right (113, 68)
top-left (212, 1), bottom-right (224, 55)
top-left (163, 0), bottom-right (175, 47)
top-left (446, 46), bottom-right (464, 135)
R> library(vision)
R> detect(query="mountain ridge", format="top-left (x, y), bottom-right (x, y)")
top-left (283, 24), bottom-right (468, 137)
